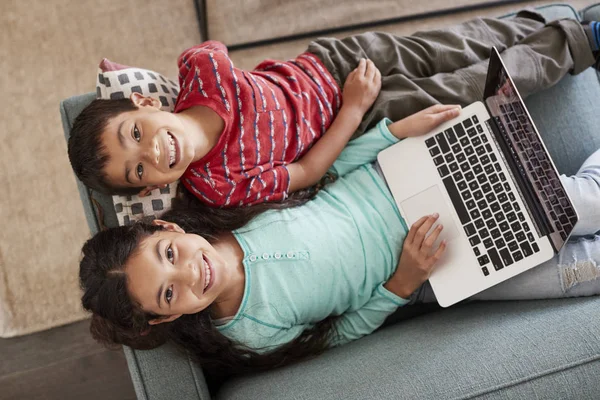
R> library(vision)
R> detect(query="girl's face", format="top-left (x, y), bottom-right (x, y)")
top-left (125, 222), bottom-right (231, 324)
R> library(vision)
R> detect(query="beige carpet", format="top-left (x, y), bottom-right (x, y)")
top-left (0, 0), bottom-right (200, 337)
top-left (0, 0), bottom-right (597, 337)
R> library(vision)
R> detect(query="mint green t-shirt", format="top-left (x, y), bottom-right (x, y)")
top-left (218, 119), bottom-right (410, 352)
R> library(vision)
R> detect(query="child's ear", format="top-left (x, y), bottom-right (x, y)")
top-left (148, 314), bottom-right (182, 326)
top-left (153, 219), bottom-right (185, 234)
top-left (130, 92), bottom-right (161, 109)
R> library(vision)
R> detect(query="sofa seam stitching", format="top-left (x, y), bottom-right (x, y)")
top-left (456, 354), bottom-right (600, 400)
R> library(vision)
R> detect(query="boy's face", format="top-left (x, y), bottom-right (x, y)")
top-left (101, 94), bottom-right (195, 195)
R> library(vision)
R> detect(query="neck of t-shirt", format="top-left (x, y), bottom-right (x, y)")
top-left (178, 105), bottom-right (226, 163)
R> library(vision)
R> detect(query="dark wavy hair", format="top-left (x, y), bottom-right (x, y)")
top-left (79, 215), bottom-right (338, 385)
top-left (68, 98), bottom-right (145, 195)
top-left (169, 172), bottom-right (336, 232)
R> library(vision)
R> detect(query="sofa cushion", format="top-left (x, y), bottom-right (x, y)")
top-left (123, 343), bottom-right (210, 400)
top-left (218, 298), bottom-right (600, 400)
top-left (525, 69), bottom-right (600, 177)
top-left (96, 58), bottom-right (179, 107)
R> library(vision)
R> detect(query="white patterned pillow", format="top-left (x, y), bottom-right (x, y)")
top-left (96, 58), bottom-right (180, 225)
top-left (112, 182), bottom-right (179, 225)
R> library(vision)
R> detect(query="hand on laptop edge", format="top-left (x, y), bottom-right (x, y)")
top-left (389, 104), bottom-right (462, 140)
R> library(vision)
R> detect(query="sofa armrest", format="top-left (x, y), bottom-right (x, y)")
top-left (124, 344), bottom-right (211, 400)
top-left (59, 93), bottom-right (102, 234)
top-left (59, 93), bottom-right (120, 231)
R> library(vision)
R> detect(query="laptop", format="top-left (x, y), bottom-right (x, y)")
top-left (377, 47), bottom-right (579, 307)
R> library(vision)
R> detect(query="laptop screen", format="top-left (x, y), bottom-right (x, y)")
top-left (482, 48), bottom-right (577, 252)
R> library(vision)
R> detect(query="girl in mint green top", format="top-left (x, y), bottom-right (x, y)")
top-left (220, 117), bottom-right (409, 350)
top-left (78, 105), bottom-right (462, 376)
top-left (79, 102), bottom-right (600, 378)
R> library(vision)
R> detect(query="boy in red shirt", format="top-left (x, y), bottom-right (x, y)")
top-left (72, 45), bottom-right (383, 206)
top-left (68, 12), bottom-right (599, 207)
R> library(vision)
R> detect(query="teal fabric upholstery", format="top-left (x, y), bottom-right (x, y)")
top-left (123, 343), bottom-right (210, 400)
top-left (60, 93), bottom-right (119, 230)
top-left (220, 298), bottom-right (600, 399)
top-left (60, 3), bottom-right (600, 399)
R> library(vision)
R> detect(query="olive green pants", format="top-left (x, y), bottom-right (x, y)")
top-left (308, 10), bottom-right (595, 136)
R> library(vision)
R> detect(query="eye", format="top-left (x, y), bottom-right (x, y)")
top-left (133, 125), bottom-right (141, 142)
top-left (165, 286), bottom-right (173, 304)
top-left (166, 245), bottom-right (174, 263)
top-left (136, 163), bottom-right (143, 180)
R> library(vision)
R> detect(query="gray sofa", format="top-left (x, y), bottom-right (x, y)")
top-left (60, 4), bottom-right (600, 399)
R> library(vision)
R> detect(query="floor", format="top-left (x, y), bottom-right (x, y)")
top-left (0, 320), bottom-right (136, 400)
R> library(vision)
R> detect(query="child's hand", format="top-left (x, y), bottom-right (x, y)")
top-left (342, 59), bottom-right (381, 115)
top-left (388, 104), bottom-right (462, 140)
top-left (384, 213), bottom-right (446, 299)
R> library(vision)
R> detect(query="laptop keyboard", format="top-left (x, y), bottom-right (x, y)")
top-left (425, 115), bottom-right (540, 277)
top-left (498, 101), bottom-right (577, 241)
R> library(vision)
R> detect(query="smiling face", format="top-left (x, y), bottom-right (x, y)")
top-left (125, 224), bottom-right (233, 323)
top-left (100, 94), bottom-right (196, 193)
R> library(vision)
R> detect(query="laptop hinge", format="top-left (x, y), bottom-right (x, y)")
top-left (484, 118), bottom-right (552, 241)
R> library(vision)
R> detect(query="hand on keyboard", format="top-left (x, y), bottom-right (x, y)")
top-left (388, 104), bottom-right (462, 140)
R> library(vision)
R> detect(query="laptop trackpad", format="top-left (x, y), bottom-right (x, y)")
top-left (400, 185), bottom-right (460, 248)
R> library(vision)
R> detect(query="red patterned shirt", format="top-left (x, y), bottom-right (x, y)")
top-left (174, 41), bottom-right (341, 207)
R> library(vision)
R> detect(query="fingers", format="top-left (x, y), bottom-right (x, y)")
top-left (428, 239), bottom-right (447, 265)
top-left (346, 68), bottom-right (357, 81)
top-left (373, 63), bottom-right (381, 87)
top-left (426, 104), bottom-right (461, 129)
top-left (437, 107), bottom-right (461, 122)
top-left (413, 214), bottom-right (439, 247)
top-left (347, 59), bottom-right (364, 80)
top-left (365, 59), bottom-right (376, 80)
top-left (356, 58), bottom-right (367, 76)
top-left (354, 58), bottom-right (379, 80)
top-left (410, 213), bottom-right (439, 245)
top-left (425, 104), bottom-right (461, 114)
top-left (406, 214), bottom-right (430, 244)
top-left (421, 222), bottom-right (444, 254)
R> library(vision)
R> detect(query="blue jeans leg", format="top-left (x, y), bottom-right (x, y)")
top-left (560, 149), bottom-right (600, 236)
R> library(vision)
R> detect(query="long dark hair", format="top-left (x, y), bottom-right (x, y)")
top-left (79, 220), bottom-right (337, 386)
top-left (170, 171), bottom-right (337, 232)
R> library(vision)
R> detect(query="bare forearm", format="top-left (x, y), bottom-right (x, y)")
top-left (288, 106), bottom-right (363, 192)
top-left (387, 119), bottom-right (408, 140)
top-left (383, 278), bottom-right (413, 300)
